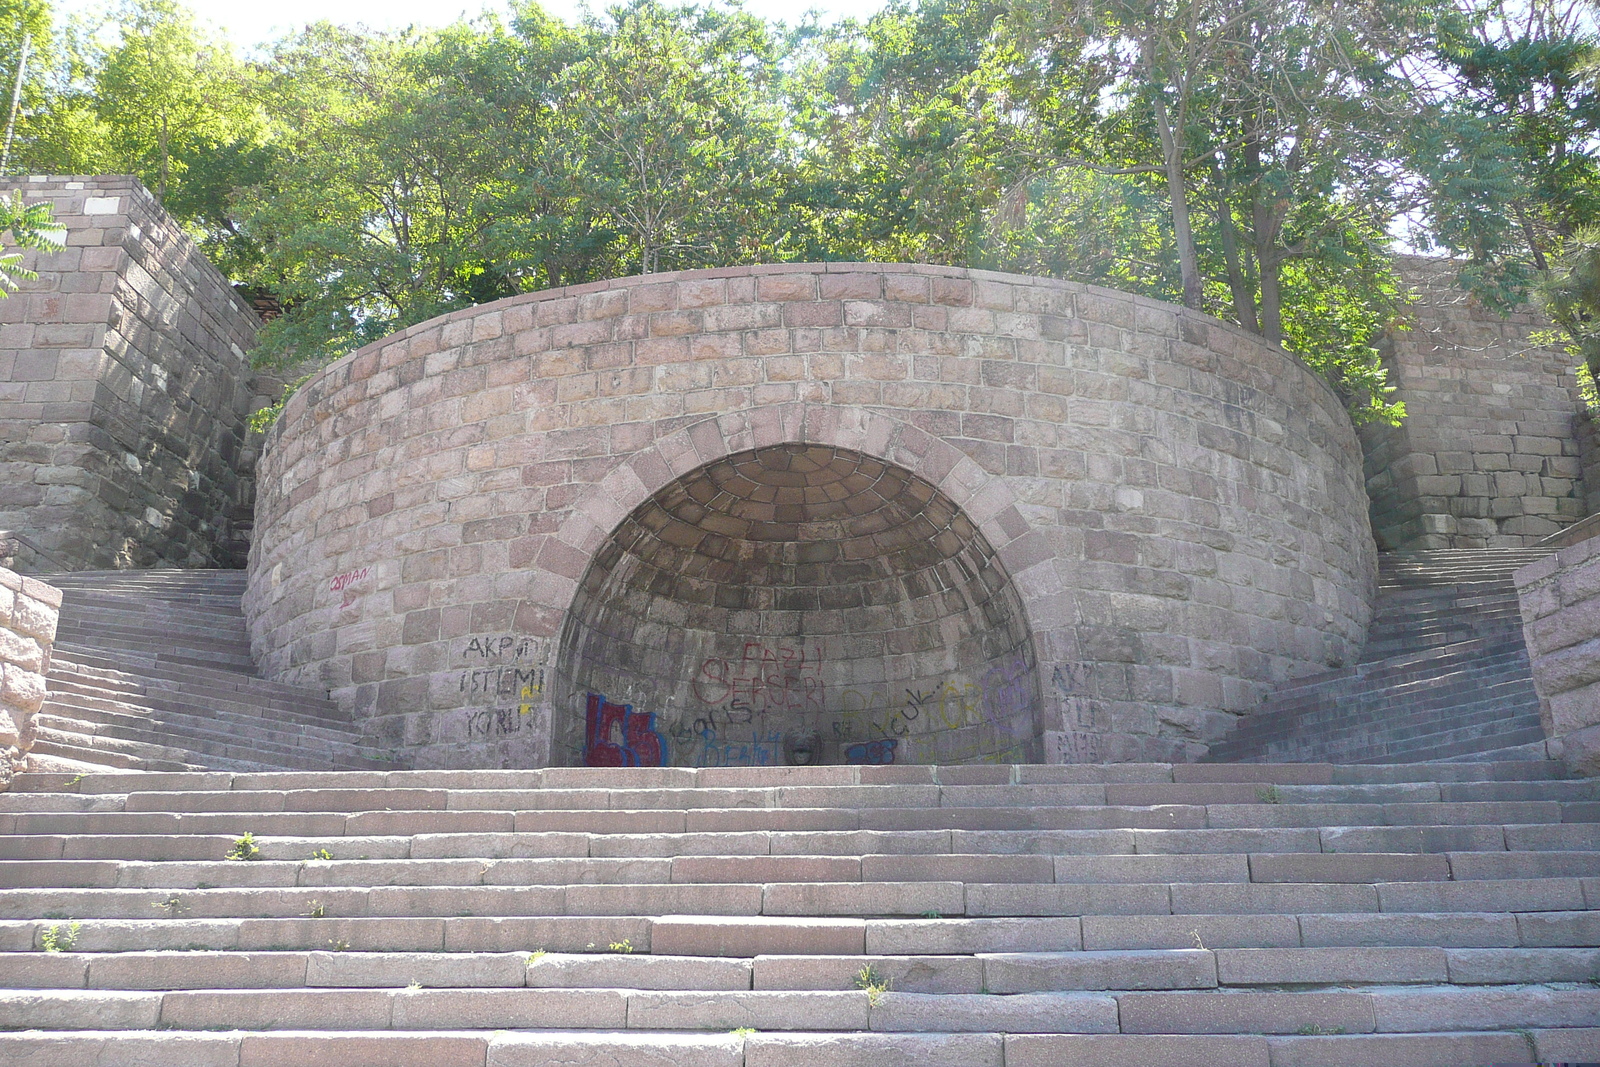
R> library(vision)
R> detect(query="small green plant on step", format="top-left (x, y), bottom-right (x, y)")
top-left (151, 896), bottom-right (188, 916)
top-left (1296, 1024), bottom-right (1345, 1036)
top-left (921, 910), bottom-right (942, 919)
top-left (730, 1028), bottom-right (757, 1038)
top-left (308, 848), bottom-right (334, 861)
top-left (226, 833), bottom-right (262, 861)
top-left (526, 950), bottom-right (547, 965)
top-left (305, 900), bottom-right (326, 919)
top-left (406, 981), bottom-right (422, 991)
top-left (856, 965), bottom-right (891, 1006)
top-left (327, 939), bottom-right (351, 951)
top-left (40, 922), bottom-right (80, 952)
top-left (1256, 785), bottom-right (1281, 804)
top-left (609, 939), bottom-right (634, 953)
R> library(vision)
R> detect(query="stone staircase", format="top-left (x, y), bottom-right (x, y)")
top-left (31, 570), bottom-right (386, 773)
top-left (0, 763), bottom-right (1596, 1065)
top-left (1207, 550), bottom-right (1554, 765)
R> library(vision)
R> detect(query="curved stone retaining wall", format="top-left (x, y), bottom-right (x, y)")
top-left (245, 264), bottom-right (1374, 768)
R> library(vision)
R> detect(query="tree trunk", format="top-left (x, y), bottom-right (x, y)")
top-left (1152, 91), bottom-right (1203, 310)
top-left (157, 113), bottom-right (169, 201)
top-left (1209, 157), bottom-right (1259, 333)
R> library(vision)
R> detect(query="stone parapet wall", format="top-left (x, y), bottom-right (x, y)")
top-left (1515, 532), bottom-right (1600, 776)
top-left (1361, 257), bottom-right (1588, 550)
top-left (247, 263), bottom-right (1374, 769)
top-left (0, 564), bottom-right (59, 788)
top-left (1579, 410), bottom-right (1600, 519)
top-left (0, 175), bottom-right (267, 571)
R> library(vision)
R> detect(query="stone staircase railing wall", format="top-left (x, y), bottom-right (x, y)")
top-left (1515, 530), bottom-right (1600, 775)
top-left (1359, 256), bottom-right (1590, 550)
top-left (1580, 409), bottom-right (1600, 518)
top-left (0, 564), bottom-right (59, 788)
top-left (0, 176), bottom-right (271, 572)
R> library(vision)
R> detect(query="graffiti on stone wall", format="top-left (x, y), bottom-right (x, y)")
top-left (692, 640), bottom-right (826, 723)
top-left (451, 634), bottom-right (551, 745)
top-left (458, 635), bottom-right (549, 703)
top-left (1052, 663), bottom-right (1097, 730)
top-left (329, 566), bottom-right (371, 609)
top-left (829, 652), bottom-right (1033, 747)
top-left (566, 641), bottom-right (1036, 768)
top-left (584, 691), bottom-right (666, 767)
top-left (1049, 729), bottom-right (1104, 763)
top-left (844, 738), bottom-right (898, 764)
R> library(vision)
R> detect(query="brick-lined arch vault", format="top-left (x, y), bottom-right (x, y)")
top-left (554, 440), bottom-right (1043, 767)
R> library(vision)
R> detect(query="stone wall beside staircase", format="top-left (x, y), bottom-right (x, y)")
top-left (1516, 530), bottom-right (1600, 776)
top-left (0, 564), bottom-right (58, 788)
top-left (1580, 409), bottom-right (1600, 517)
top-left (1360, 257), bottom-right (1589, 550)
top-left (0, 176), bottom-right (270, 572)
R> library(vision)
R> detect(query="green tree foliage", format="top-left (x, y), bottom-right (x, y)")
top-left (16, 0), bottom-right (266, 275)
top-left (0, 188), bottom-right (61, 292)
top-left (5, 0), bottom-right (1594, 427)
top-left (1422, 1), bottom-right (1600, 290)
top-left (554, 1), bottom-right (788, 274)
top-left (1538, 230), bottom-right (1600, 410)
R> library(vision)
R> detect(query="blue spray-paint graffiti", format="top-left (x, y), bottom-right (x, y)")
top-left (844, 738), bottom-right (898, 765)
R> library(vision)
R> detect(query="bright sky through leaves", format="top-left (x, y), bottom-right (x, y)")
top-left (60, 0), bottom-right (889, 48)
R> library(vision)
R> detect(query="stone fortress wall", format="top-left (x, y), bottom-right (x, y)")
top-left (1361, 256), bottom-right (1590, 550)
top-left (0, 176), bottom-right (269, 571)
top-left (244, 263), bottom-right (1376, 769)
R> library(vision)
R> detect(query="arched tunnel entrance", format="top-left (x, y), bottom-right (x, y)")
top-left (553, 443), bottom-right (1041, 767)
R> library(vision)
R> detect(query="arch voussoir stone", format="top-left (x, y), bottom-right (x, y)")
top-left (248, 263), bottom-right (1374, 770)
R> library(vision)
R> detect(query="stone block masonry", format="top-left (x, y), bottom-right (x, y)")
top-left (1515, 530), bottom-right (1600, 776)
top-left (1579, 410), bottom-right (1600, 519)
top-left (247, 263), bottom-right (1376, 769)
top-left (0, 563), bottom-right (59, 788)
top-left (0, 175), bottom-right (270, 571)
top-left (1361, 257), bottom-right (1590, 550)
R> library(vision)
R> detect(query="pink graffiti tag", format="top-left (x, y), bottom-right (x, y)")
top-left (584, 692), bottom-right (665, 768)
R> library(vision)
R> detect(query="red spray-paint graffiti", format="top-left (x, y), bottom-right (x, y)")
top-left (584, 692), bottom-right (666, 768)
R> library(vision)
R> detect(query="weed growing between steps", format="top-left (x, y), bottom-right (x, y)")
top-left (39, 923), bottom-right (79, 952)
top-left (305, 900), bottom-right (326, 918)
top-left (226, 833), bottom-right (261, 861)
top-left (309, 848), bottom-right (334, 860)
top-left (857, 965), bottom-right (891, 1006)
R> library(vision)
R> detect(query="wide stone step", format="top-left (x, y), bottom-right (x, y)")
top-left (9, 760), bottom-right (1574, 793)
top-left (38, 695), bottom-right (373, 753)
top-left (30, 721), bottom-right (379, 775)
top-left (0, 984), bottom-right (1596, 1039)
top-left (7, 821), bottom-right (1594, 861)
top-left (6, 779), bottom-right (1589, 815)
top-left (11, 945), bottom-right (1586, 995)
top-left (0, 1029), bottom-right (1592, 1067)
top-left (6, 803), bottom-right (1594, 841)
